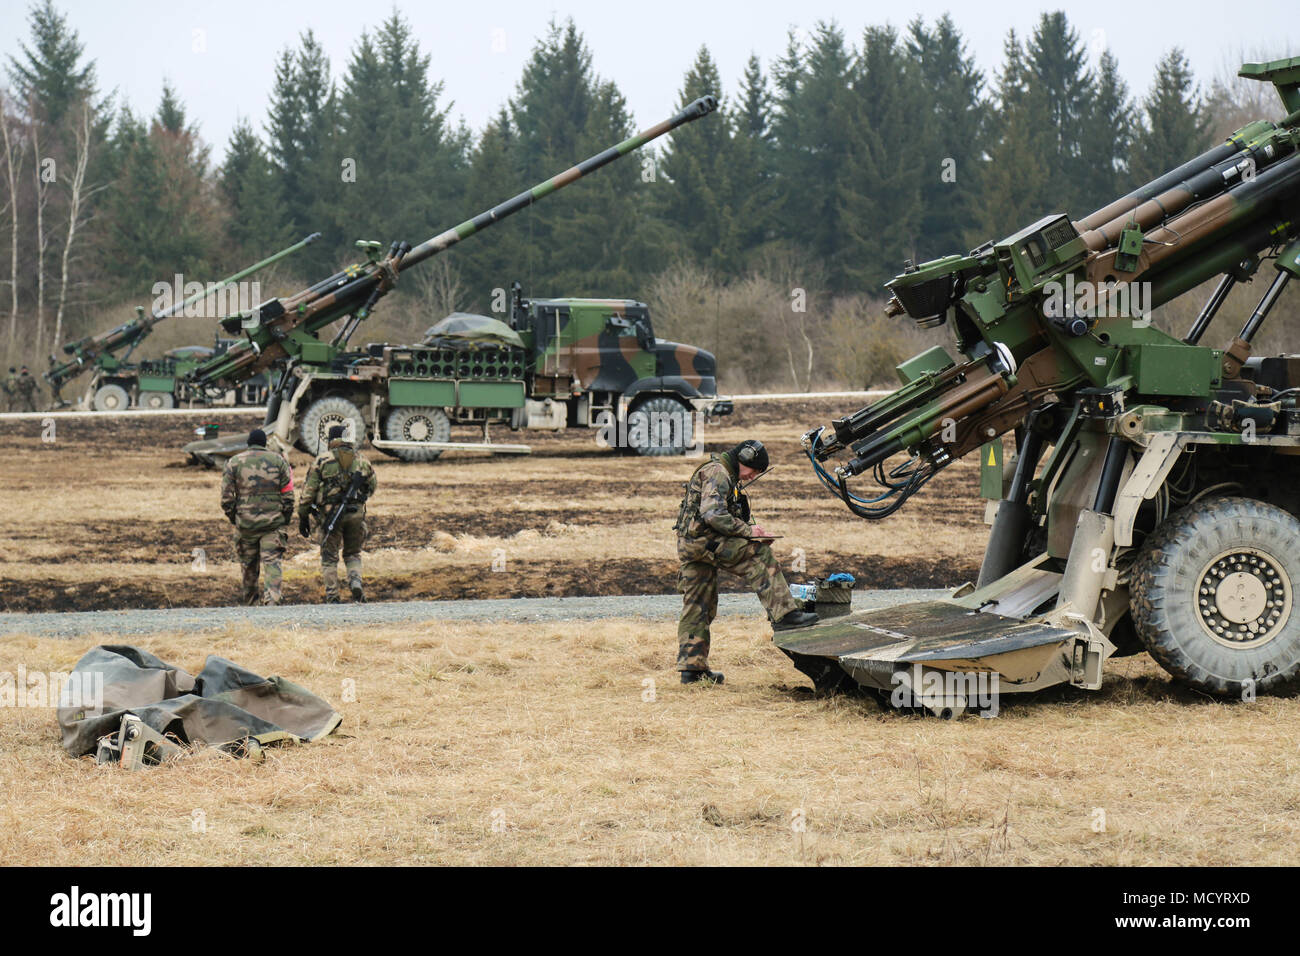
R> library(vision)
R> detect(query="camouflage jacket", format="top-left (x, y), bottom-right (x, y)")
top-left (16, 373), bottom-right (35, 395)
top-left (674, 451), bottom-right (753, 540)
top-left (221, 447), bottom-right (295, 532)
top-left (298, 441), bottom-right (377, 518)
top-left (2, 375), bottom-right (14, 396)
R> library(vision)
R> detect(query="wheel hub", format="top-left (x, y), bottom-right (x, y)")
top-left (1196, 548), bottom-right (1291, 648)
top-left (405, 417), bottom-right (432, 442)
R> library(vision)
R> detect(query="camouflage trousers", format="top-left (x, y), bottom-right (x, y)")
top-left (320, 511), bottom-right (366, 599)
top-left (236, 526), bottom-right (287, 605)
top-left (676, 535), bottom-right (801, 672)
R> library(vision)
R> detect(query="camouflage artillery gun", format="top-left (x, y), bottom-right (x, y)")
top-left (44, 233), bottom-right (318, 410)
top-left (779, 56), bottom-right (1300, 713)
top-left (182, 96), bottom-right (722, 464)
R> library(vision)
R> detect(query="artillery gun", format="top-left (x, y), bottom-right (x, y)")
top-left (44, 233), bottom-right (319, 410)
top-left (779, 56), bottom-right (1300, 712)
top-left (181, 96), bottom-right (720, 464)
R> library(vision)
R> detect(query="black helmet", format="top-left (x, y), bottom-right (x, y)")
top-left (327, 425), bottom-right (346, 440)
top-left (733, 439), bottom-right (768, 473)
top-left (248, 428), bottom-right (267, 447)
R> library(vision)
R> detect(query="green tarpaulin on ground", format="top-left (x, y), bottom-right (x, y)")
top-left (58, 645), bottom-right (342, 759)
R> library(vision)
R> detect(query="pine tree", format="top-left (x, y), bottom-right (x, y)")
top-left (1130, 48), bottom-right (1210, 186)
top-left (905, 14), bottom-right (986, 259)
top-left (732, 54), bottom-right (777, 255)
top-left (219, 118), bottom-right (292, 265)
top-left (5, 0), bottom-right (96, 126)
top-left (972, 30), bottom-right (1056, 245)
top-left (454, 108), bottom-right (525, 310)
top-left (839, 25), bottom-right (928, 291)
top-left (265, 30), bottom-right (336, 274)
top-left (505, 19), bottom-right (650, 296)
top-left (770, 22), bottom-right (856, 285)
top-left (656, 46), bottom-right (740, 273)
top-left (1024, 12), bottom-right (1094, 213)
top-left (332, 13), bottom-right (464, 264)
top-left (1077, 49), bottom-right (1133, 215)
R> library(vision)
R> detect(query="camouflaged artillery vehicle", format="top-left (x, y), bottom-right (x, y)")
top-left (778, 56), bottom-right (1300, 714)
top-left (44, 234), bottom-right (317, 410)
top-left (243, 283), bottom-right (729, 463)
top-left (181, 96), bottom-right (725, 465)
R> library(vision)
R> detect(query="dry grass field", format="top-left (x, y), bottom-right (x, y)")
top-left (3, 619), bottom-right (1298, 865)
top-left (0, 398), bottom-right (984, 612)
top-left (4, 399), bottom-right (1296, 866)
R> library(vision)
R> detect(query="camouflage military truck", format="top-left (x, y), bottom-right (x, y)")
top-left (265, 282), bottom-right (731, 461)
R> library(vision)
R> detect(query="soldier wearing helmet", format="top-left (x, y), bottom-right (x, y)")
top-left (673, 439), bottom-right (817, 685)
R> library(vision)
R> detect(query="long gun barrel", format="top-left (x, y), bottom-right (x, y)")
top-left (44, 232), bottom-right (320, 395)
top-left (191, 95), bottom-right (719, 389)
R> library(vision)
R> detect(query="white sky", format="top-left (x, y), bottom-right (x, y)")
top-left (1, 0), bottom-right (1295, 163)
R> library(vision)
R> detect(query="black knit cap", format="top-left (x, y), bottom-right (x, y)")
top-left (732, 439), bottom-right (768, 473)
top-left (328, 425), bottom-right (345, 440)
top-left (248, 428), bottom-right (267, 447)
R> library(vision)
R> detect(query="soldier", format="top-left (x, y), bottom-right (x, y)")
top-left (299, 425), bottom-right (377, 603)
top-left (221, 428), bottom-right (295, 605)
top-left (3, 368), bottom-right (15, 412)
top-left (15, 366), bottom-right (38, 411)
top-left (674, 439), bottom-right (817, 685)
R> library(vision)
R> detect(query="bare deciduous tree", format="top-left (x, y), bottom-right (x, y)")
top-left (0, 91), bottom-right (24, 354)
top-left (53, 99), bottom-right (98, 349)
top-left (30, 100), bottom-right (50, 356)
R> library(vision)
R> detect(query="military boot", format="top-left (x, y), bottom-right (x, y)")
top-left (681, 669), bottom-right (724, 685)
top-left (351, 584), bottom-right (365, 603)
top-left (324, 594), bottom-right (341, 605)
top-left (774, 609), bottom-right (819, 631)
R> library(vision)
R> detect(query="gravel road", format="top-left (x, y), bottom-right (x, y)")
top-left (0, 589), bottom-right (947, 639)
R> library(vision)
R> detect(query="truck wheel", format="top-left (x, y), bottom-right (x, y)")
top-left (139, 392), bottom-right (175, 410)
top-left (1130, 496), bottom-right (1300, 696)
top-left (625, 395), bottom-right (693, 456)
top-left (300, 396), bottom-right (366, 457)
top-left (382, 407), bottom-right (451, 462)
top-left (93, 384), bottom-right (130, 411)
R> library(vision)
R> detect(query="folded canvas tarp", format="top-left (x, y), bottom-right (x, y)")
top-left (58, 645), bottom-right (342, 758)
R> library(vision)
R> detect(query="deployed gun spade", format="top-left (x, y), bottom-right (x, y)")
top-left (781, 56), bottom-right (1300, 709)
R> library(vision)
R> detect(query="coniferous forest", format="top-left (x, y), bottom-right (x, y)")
top-left (0, 2), bottom-right (1292, 392)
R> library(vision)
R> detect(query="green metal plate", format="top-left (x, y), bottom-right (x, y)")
top-left (388, 379), bottom-right (455, 407)
top-left (1131, 343), bottom-right (1220, 397)
top-left (137, 376), bottom-right (174, 392)
top-left (458, 381), bottom-right (525, 409)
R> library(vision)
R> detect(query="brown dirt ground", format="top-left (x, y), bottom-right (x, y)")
top-left (0, 399), bottom-right (987, 612)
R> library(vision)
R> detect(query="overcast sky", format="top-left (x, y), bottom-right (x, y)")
top-left (1, 0), bottom-right (1295, 162)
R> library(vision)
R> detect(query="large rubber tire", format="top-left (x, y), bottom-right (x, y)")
top-left (1130, 496), bottom-right (1300, 696)
top-left (93, 384), bottom-right (130, 411)
top-left (382, 406), bottom-right (451, 462)
top-left (138, 391), bottom-right (174, 409)
top-left (299, 396), bottom-right (366, 457)
top-left (625, 395), bottom-right (693, 457)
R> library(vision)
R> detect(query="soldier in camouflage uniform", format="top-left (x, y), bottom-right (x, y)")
top-left (298, 425), bottom-right (377, 603)
top-left (674, 439), bottom-right (818, 684)
top-left (15, 366), bottom-right (37, 412)
top-left (3, 368), bottom-right (15, 412)
top-left (221, 428), bottom-right (295, 605)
